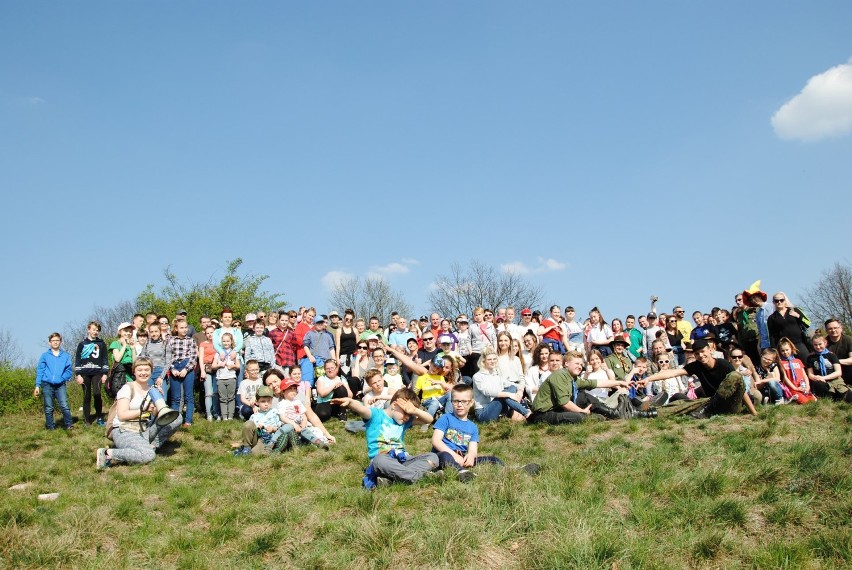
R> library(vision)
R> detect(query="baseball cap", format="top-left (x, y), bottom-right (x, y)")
top-left (521, 308), bottom-right (532, 316)
top-left (256, 386), bottom-right (274, 398)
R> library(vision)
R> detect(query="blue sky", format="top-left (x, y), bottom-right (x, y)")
top-left (2, 1), bottom-right (851, 362)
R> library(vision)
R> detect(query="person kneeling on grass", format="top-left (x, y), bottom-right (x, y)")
top-left (234, 386), bottom-right (295, 455)
top-left (96, 358), bottom-right (183, 469)
top-left (431, 384), bottom-right (541, 482)
top-left (332, 388), bottom-right (438, 489)
top-left (277, 377), bottom-right (333, 450)
top-left (644, 339), bottom-right (757, 417)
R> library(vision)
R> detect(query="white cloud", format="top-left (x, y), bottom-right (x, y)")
top-left (370, 262), bottom-right (410, 276)
top-left (501, 262), bottom-right (531, 275)
top-left (320, 270), bottom-right (354, 290)
top-left (772, 57), bottom-right (852, 141)
top-left (541, 258), bottom-right (567, 271)
top-left (401, 258), bottom-right (420, 265)
top-left (501, 258), bottom-right (567, 275)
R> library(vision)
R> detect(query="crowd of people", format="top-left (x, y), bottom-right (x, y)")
top-left (33, 280), bottom-right (852, 486)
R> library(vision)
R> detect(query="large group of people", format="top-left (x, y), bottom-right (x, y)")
top-left (33, 280), bottom-right (852, 485)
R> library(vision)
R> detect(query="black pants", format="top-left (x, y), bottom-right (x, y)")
top-left (80, 373), bottom-right (104, 424)
top-left (314, 385), bottom-right (350, 422)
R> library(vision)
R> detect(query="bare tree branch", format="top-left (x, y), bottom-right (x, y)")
top-left (800, 262), bottom-right (852, 331)
top-left (328, 276), bottom-right (413, 325)
top-left (428, 260), bottom-right (543, 318)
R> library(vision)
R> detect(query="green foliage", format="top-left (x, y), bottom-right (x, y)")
top-left (0, 367), bottom-right (40, 416)
top-left (136, 258), bottom-right (285, 324)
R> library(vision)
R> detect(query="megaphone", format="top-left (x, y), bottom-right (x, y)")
top-left (145, 387), bottom-right (181, 426)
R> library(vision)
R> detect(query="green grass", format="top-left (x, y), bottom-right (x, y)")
top-left (1, 393), bottom-right (851, 569)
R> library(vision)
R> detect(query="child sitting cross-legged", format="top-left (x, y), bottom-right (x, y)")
top-left (333, 387), bottom-right (439, 489)
top-left (431, 384), bottom-right (541, 482)
top-left (278, 377), bottom-right (332, 450)
top-left (234, 386), bottom-right (294, 455)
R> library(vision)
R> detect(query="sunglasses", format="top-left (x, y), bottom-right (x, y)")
top-left (358, 345), bottom-right (368, 350)
top-left (422, 337), bottom-right (434, 341)
top-left (731, 354), bottom-right (744, 359)
top-left (773, 298), bottom-right (785, 303)
top-left (657, 359), bottom-right (670, 364)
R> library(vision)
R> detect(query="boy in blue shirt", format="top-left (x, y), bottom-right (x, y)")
top-left (432, 384), bottom-right (540, 482)
top-left (33, 332), bottom-right (74, 430)
top-left (333, 387), bottom-right (438, 488)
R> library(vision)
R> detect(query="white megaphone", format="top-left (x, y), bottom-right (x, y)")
top-left (145, 387), bottom-right (181, 426)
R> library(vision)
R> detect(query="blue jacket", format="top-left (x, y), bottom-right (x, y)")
top-left (36, 349), bottom-right (73, 387)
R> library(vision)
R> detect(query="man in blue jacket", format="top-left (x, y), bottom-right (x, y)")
top-left (33, 332), bottom-right (74, 430)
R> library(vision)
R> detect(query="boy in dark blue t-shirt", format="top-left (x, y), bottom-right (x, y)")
top-left (432, 384), bottom-right (540, 482)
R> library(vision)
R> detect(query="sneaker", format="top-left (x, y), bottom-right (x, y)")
top-left (65, 425), bottom-right (74, 431)
top-left (207, 415), bottom-right (214, 422)
top-left (762, 396), bottom-right (770, 405)
top-left (774, 398), bottom-right (785, 405)
top-left (96, 448), bottom-right (111, 470)
top-left (313, 439), bottom-right (330, 450)
top-left (95, 418), bottom-right (106, 427)
top-left (457, 469), bottom-right (477, 483)
top-left (376, 476), bottom-right (391, 488)
top-left (424, 469), bottom-right (444, 481)
top-left (521, 463), bottom-right (542, 476)
top-left (233, 446), bottom-right (251, 456)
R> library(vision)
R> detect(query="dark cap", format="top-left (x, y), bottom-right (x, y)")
top-left (692, 338), bottom-right (710, 352)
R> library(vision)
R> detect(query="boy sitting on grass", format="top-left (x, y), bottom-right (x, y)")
top-left (234, 386), bottom-right (294, 455)
top-left (333, 387), bottom-right (439, 489)
top-left (431, 384), bottom-right (541, 482)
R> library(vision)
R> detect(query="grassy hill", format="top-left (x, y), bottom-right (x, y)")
top-left (1, 395), bottom-right (850, 569)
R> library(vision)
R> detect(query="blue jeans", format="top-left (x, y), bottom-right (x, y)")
top-left (169, 370), bottom-right (195, 424)
top-left (299, 357), bottom-right (316, 387)
top-left (423, 397), bottom-right (442, 418)
top-left (42, 382), bottom-right (72, 429)
top-left (475, 385), bottom-right (529, 423)
top-left (204, 373), bottom-right (221, 418)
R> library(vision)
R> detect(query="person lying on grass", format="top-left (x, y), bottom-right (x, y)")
top-left (332, 388), bottom-right (439, 489)
top-left (430, 383), bottom-right (540, 482)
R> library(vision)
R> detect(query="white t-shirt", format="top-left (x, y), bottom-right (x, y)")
top-left (585, 369), bottom-right (611, 400)
top-left (238, 379), bottom-right (262, 406)
top-left (114, 382), bottom-right (147, 432)
top-left (383, 373), bottom-right (404, 393)
top-left (278, 397), bottom-right (308, 424)
top-left (363, 387), bottom-right (390, 409)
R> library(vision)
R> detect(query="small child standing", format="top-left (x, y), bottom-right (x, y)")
top-left (234, 386), bottom-right (291, 455)
top-left (333, 388), bottom-right (438, 489)
top-left (277, 378), bottom-right (331, 449)
top-left (34, 332), bottom-right (74, 431)
top-left (213, 333), bottom-right (239, 420)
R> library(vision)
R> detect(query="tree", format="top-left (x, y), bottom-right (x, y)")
top-left (801, 262), bottom-right (852, 331)
top-left (328, 276), bottom-right (412, 325)
top-left (61, 299), bottom-right (139, 353)
top-left (427, 260), bottom-right (544, 318)
top-left (136, 258), bottom-right (285, 326)
top-left (0, 327), bottom-right (22, 369)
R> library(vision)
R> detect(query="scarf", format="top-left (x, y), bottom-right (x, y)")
top-left (817, 348), bottom-right (830, 377)
top-left (783, 355), bottom-right (800, 385)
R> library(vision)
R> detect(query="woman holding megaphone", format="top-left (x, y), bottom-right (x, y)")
top-left (96, 357), bottom-right (183, 469)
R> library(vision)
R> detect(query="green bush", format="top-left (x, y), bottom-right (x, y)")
top-left (0, 367), bottom-right (40, 416)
